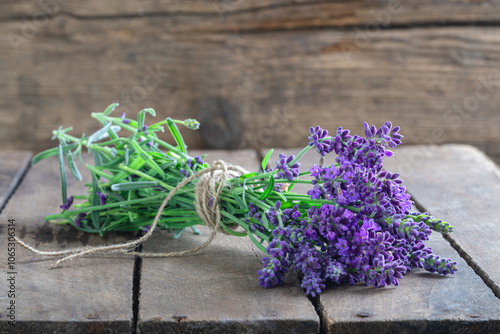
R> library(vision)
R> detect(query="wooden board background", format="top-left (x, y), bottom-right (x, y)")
top-left (2, 1), bottom-right (500, 164)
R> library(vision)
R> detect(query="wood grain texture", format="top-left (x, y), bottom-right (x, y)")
top-left (0, 151), bottom-right (31, 212)
top-left (1, 8), bottom-right (500, 163)
top-left (0, 154), bottom-right (135, 333)
top-left (138, 149), bottom-right (319, 333)
top-left (384, 144), bottom-right (500, 299)
top-left (1, 0), bottom-right (499, 30)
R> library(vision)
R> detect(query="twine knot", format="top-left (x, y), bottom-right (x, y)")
top-left (14, 160), bottom-right (249, 268)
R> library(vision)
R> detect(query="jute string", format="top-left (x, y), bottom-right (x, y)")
top-left (14, 160), bottom-right (248, 269)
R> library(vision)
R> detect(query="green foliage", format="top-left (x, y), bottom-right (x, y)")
top-left (36, 105), bottom-right (326, 250)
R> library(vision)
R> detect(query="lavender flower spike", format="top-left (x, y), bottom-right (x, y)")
top-left (60, 196), bottom-right (74, 210)
top-left (96, 191), bottom-right (108, 205)
top-left (308, 126), bottom-right (333, 156)
top-left (74, 212), bottom-right (87, 227)
top-left (275, 153), bottom-right (301, 181)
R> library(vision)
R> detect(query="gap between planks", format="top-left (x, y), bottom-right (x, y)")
top-left (0, 151), bottom-right (32, 215)
top-left (130, 232), bottom-right (144, 334)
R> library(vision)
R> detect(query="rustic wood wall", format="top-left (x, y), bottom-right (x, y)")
top-left (1, 1), bottom-right (500, 163)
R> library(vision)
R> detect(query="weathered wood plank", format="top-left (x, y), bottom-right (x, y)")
top-left (138, 149), bottom-right (320, 333)
top-left (2, 17), bottom-right (500, 163)
top-left (0, 155), bottom-right (135, 333)
top-left (1, 0), bottom-right (499, 30)
top-left (0, 151), bottom-right (31, 211)
top-left (384, 144), bottom-right (500, 298)
top-left (266, 146), bottom-right (500, 332)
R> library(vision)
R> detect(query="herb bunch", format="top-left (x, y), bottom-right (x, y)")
top-left (35, 104), bottom-right (457, 296)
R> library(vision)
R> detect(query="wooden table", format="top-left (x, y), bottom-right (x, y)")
top-left (0, 145), bottom-right (499, 333)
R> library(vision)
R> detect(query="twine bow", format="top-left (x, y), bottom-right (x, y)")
top-left (14, 160), bottom-right (248, 268)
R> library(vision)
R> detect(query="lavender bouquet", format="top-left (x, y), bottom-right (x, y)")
top-left (33, 104), bottom-right (457, 296)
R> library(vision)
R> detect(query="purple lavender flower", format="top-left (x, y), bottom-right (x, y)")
top-left (308, 126), bottom-right (333, 156)
top-left (307, 187), bottom-right (322, 200)
top-left (325, 261), bottom-right (346, 283)
top-left (363, 255), bottom-right (407, 287)
top-left (60, 196), bottom-right (74, 210)
top-left (258, 228), bottom-right (295, 288)
top-left (258, 257), bottom-right (287, 288)
top-left (303, 224), bottom-right (317, 240)
top-left (365, 231), bottom-right (394, 258)
top-left (74, 212), bottom-right (87, 227)
top-left (322, 166), bottom-right (338, 180)
top-left (275, 154), bottom-right (300, 181)
top-left (309, 165), bottom-right (322, 177)
top-left (407, 241), bottom-right (432, 268)
top-left (187, 155), bottom-right (205, 169)
top-left (354, 228), bottom-right (369, 244)
top-left (335, 238), bottom-right (349, 256)
top-left (250, 223), bottom-right (266, 233)
top-left (301, 272), bottom-right (325, 297)
top-left (361, 217), bottom-right (381, 232)
top-left (423, 255), bottom-right (458, 275)
top-left (96, 192), bottom-right (108, 205)
top-left (331, 126), bottom-right (352, 155)
top-left (293, 244), bottom-right (322, 274)
top-left (194, 156), bottom-right (204, 165)
top-left (257, 121), bottom-right (454, 296)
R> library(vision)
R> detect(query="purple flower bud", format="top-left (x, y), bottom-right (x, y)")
top-left (98, 192), bottom-right (108, 205)
top-left (60, 196), bottom-right (74, 210)
top-left (74, 212), bottom-right (87, 227)
top-left (308, 126), bottom-right (333, 156)
top-left (194, 156), bottom-right (204, 165)
top-left (275, 154), bottom-right (300, 181)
